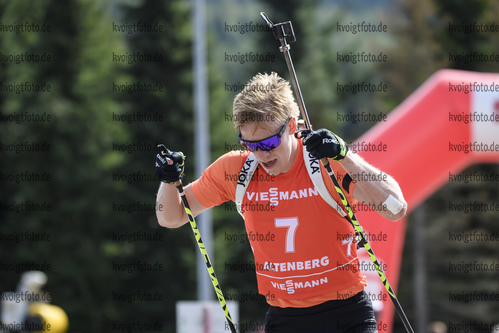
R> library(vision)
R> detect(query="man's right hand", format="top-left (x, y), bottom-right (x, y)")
top-left (156, 144), bottom-right (185, 184)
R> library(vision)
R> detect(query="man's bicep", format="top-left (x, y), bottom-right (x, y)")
top-left (184, 184), bottom-right (210, 218)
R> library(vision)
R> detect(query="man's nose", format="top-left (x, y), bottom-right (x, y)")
top-left (253, 149), bottom-right (271, 159)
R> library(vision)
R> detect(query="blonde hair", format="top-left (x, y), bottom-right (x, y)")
top-left (232, 72), bottom-right (300, 131)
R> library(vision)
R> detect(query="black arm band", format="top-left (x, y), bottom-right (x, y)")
top-left (342, 173), bottom-right (354, 194)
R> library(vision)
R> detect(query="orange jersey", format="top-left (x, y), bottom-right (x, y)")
top-left (191, 139), bottom-right (366, 307)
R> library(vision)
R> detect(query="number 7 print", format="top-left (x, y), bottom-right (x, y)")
top-left (275, 217), bottom-right (299, 253)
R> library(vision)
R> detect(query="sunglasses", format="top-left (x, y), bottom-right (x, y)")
top-left (238, 117), bottom-right (291, 152)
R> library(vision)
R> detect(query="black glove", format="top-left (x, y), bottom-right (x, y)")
top-left (156, 144), bottom-right (185, 184)
top-left (296, 128), bottom-right (348, 161)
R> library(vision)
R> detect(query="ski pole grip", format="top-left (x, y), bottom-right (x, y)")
top-left (260, 12), bottom-right (273, 27)
top-left (260, 12), bottom-right (296, 44)
top-left (320, 157), bottom-right (329, 167)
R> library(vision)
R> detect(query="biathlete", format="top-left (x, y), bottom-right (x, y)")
top-left (155, 72), bottom-right (407, 333)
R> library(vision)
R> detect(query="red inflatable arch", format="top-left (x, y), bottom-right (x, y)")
top-left (352, 69), bottom-right (499, 332)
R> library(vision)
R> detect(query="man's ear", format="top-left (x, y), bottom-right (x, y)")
top-left (288, 117), bottom-right (297, 134)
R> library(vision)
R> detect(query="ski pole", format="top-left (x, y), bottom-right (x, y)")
top-left (157, 145), bottom-right (237, 333)
top-left (259, 12), bottom-right (415, 333)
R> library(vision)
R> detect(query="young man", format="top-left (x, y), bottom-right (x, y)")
top-left (155, 72), bottom-right (407, 332)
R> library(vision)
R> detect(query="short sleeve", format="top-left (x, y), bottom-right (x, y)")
top-left (191, 151), bottom-right (249, 209)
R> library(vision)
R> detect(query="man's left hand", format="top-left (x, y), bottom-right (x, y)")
top-left (298, 129), bottom-right (348, 161)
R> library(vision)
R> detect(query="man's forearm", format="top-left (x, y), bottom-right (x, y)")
top-left (339, 151), bottom-right (407, 220)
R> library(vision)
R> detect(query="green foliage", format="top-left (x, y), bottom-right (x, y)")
top-left (0, 0), bottom-right (195, 331)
